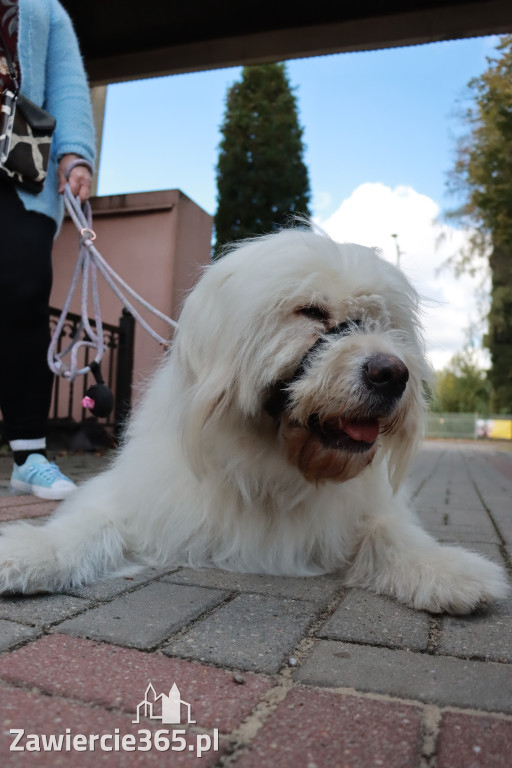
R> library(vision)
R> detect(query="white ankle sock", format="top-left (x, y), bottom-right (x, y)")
top-left (9, 438), bottom-right (46, 453)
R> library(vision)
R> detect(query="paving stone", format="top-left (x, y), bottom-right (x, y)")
top-left (232, 686), bottom-right (423, 768)
top-left (413, 447), bottom-right (502, 545)
top-left (56, 581), bottom-right (228, 649)
top-left (438, 594), bottom-right (512, 663)
top-left (0, 593), bottom-right (91, 627)
top-left (413, 446), bottom-right (463, 506)
top-left (0, 684), bottom-right (225, 766)
top-left (484, 507), bottom-right (512, 544)
top-left (465, 455), bottom-right (512, 542)
top-left (0, 618), bottom-right (39, 650)
top-left (0, 442), bottom-right (510, 766)
top-left (318, 588), bottom-right (430, 650)
top-left (165, 593), bottom-right (319, 673)
top-left (412, 447), bottom-right (510, 548)
top-left (0, 499), bottom-right (57, 521)
top-left (489, 451), bottom-right (512, 480)
top-left (0, 634), bottom-right (272, 732)
top-left (444, 509), bottom-right (500, 540)
top-left (408, 443), bottom-right (443, 492)
top-left (62, 566), bottom-right (179, 601)
top-left (163, 567), bottom-right (343, 604)
top-left (294, 640), bottom-right (512, 713)
top-left (437, 711), bottom-right (512, 768)
top-left (417, 508), bottom-right (500, 545)
top-left (0, 493), bottom-right (54, 507)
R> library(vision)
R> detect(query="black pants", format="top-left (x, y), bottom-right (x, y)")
top-left (0, 180), bottom-right (56, 442)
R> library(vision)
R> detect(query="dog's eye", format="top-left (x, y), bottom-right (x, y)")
top-left (297, 305), bottom-right (329, 323)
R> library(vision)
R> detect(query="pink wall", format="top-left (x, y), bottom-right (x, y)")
top-left (51, 189), bottom-right (212, 413)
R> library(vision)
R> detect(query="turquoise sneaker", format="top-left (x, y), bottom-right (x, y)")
top-left (10, 454), bottom-right (77, 500)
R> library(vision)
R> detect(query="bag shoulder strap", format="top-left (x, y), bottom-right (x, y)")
top-left (0, 24), bottom-right (19, 93)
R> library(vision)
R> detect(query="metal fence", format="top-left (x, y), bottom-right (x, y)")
top-left (48, 306), bottom-right (135, 441)
top-left (426, 413), bottom-right (477, 439)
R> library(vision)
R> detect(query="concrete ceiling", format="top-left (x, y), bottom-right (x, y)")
top-left (61, 0), bottom-right (512, 86)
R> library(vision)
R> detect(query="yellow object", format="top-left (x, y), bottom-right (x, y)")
top-left (487, 420), bottom-right (512, 440)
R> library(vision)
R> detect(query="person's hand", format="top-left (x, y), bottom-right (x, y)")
top-left (58, 154), bottom-right (92, 202)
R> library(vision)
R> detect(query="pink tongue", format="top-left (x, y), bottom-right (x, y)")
top-left (343, 420), bottom-right (380, 443)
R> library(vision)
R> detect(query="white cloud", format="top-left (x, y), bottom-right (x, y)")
top-left (317, 182), bottom-right (489, 370)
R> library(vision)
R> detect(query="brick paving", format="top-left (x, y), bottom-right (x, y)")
top-left (0, 440), bottom-right (510, 766)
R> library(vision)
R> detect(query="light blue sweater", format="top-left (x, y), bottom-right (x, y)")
top-left (15, 0), bottom-right (95, 228)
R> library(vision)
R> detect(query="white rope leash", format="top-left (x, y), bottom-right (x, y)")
top-left (48, 179), bottom-right (178, 383)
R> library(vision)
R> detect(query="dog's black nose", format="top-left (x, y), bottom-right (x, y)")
top-left (363, 354), bottom-right (409, 398)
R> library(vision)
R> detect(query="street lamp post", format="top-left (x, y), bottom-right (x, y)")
top-left (391, 233), bottom-right (402, 269)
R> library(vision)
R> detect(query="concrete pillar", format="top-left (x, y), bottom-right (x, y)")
top-left (90, 85), bottom-right (107, 196)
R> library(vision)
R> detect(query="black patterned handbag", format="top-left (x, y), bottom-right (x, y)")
top-left (0, 26), bottom-right (56, 193)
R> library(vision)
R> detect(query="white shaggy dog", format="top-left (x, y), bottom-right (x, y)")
top-left (0, 226), bottom-right (509, 613)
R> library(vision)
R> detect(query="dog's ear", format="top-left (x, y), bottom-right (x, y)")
top-left (376, 274), bottom-right (433, 493)
top-left (178, 378), bottom-right (229, 478)
top-left (172, 265), bottom-right (242, 477)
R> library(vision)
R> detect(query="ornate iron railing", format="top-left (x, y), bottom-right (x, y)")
top-left (48, 306), bottom-right (135, 439)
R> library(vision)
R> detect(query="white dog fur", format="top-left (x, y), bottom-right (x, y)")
top-left (0, 226), bottom-right (509, 613)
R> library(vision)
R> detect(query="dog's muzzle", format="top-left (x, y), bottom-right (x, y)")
top-left (265, 320), bottom-right (409, 440)
top-left (265, 320), bottom-right (362, 420)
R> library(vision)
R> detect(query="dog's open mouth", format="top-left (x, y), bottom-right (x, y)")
top-left (307, 414), bottom-right (380, 453)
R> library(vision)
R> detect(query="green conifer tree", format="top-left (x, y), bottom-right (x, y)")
top-left (447, 36), bottom-right (512, 412)
top-left (214, 63), bottom-right (311, 257)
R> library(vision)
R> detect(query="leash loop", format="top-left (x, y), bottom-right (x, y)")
top-left (48, 182), bottom-right (178, 383)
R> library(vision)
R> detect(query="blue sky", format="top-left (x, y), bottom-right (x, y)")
top-left (97, 36), bottom-right (501, 368)
top-left (98, 36), bottom-right (497, 217)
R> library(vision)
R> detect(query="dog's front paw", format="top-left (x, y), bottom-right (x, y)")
top-left (411, 546), bottom-right (510, 615)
